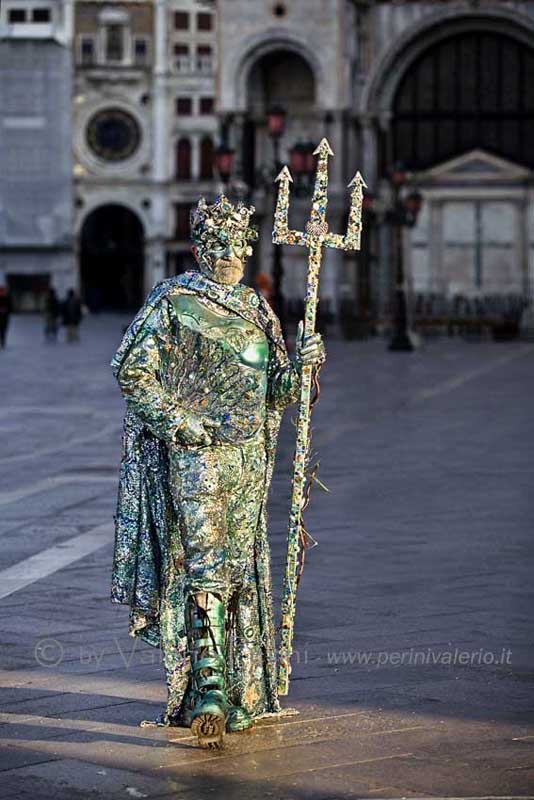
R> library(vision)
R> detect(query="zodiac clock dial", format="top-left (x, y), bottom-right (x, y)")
top-left (86, 108), bottom-right (141, 162)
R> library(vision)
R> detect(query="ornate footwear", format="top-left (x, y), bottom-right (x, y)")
top-left (226, 703), bottom-right (253, 733)
top-left (185, 591), bottom-right (229, 749)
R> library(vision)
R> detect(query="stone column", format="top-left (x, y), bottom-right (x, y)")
top-left (61, 0), bottom-right (74, 45)
top-left (320, 109), bottom-right (345, 314)
top-left (145, 237), bottom-right (166, 290)
top-left (149, 0), bottom-right (168, 294)
top-left (376, 209), bottom-right (391, 325)
top-left (361, 114), bottom-right (378, 191)
top-left (232, 112), bottom-right (246, 179)
top-left (191, 135), bottom-right (200, 182)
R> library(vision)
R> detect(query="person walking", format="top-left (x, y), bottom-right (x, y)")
top-left (44, 288), bottom-right (60, 341)
top-left (0, 286), bottom-right (13, 349)
top-left (61, 289), bottom-right (83, 343)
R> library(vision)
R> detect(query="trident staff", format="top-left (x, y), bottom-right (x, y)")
top-left (272, 138), bottom-right (367, 695)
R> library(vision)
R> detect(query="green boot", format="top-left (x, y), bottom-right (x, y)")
top-left (226, 704), bottom-right (253, 732)
top-left (185, 591), bottom-right (229, 749)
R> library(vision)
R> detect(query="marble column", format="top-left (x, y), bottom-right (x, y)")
top-left (149, 0), bottom-right (168, 294)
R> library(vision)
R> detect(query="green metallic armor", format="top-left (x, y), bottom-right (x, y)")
top-left (110, 196), bottom-right (325, 749)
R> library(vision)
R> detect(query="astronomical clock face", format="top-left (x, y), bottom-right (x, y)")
top-left (86, 108), bottom-right (141, 162)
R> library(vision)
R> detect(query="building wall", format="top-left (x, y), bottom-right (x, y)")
top-left (0, 1), bottom-right (74, 309)
top-left (73, 0), bottom-right (155, 304)
top-left (166, 0), bottom-right (218, 274)
top-left (73, 0), bottom-right (218, 301)
top-left (356, 0), bottom-right (534, 315)
top-left (4, 0), bottom-right (531, 313)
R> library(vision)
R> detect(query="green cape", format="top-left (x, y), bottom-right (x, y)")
top-left (110, 271), bottom-right (290, 715)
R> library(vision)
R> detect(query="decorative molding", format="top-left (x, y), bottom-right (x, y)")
top-left (417, 149), bottom-right (533, 185)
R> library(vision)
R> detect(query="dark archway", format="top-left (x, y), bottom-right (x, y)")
top-left (243, 48), bottom-right (316, 188)
top-left (199, 135), bottom-right (214, 180)
top-left (247, 49), bottom-right (315, 116)
top-left (176, 137), bottom-right (192, 180)
top-left (390, 31), bottom-right (534, 171)
top-left (80, 205), bottom-right (144, 311)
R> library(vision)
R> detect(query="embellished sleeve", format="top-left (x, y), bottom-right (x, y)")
top-left (266, 346), bottom-right (300, 411)
top-left (114, 296), bottom-right (190, 446)
top-left (257, 295), bottom-right (300, 411)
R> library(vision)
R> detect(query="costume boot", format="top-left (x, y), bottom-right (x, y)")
top-left (185, 591), bottom-right (230, 749)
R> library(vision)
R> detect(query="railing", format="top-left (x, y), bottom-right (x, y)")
top-left (173, 55), bottom-right (213, 74)
top-left (412, 293), bottom-right (530, 340)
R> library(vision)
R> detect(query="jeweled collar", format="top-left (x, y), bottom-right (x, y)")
top-left (174, 271), bottom-right (285, 350)
top-left (180, 270), bottom-right (260, 311)
top-left (111, 271), bottom-right (285, 380)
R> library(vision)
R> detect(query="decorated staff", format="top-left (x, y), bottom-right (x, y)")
top-left (273, 138), bottom-right (367, 695)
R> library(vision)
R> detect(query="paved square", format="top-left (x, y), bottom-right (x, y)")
top-left (0, 314), bottom-right (533, 799)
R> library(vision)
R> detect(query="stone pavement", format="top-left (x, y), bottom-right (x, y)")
top-left (0, 312), bottom-right (533, 799)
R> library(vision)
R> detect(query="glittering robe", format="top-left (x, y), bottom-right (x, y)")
top-left (110, 270), bottom-right (299, 724)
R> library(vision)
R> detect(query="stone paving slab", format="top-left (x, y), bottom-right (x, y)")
top-left (0, 314), bottom-right (533, 797)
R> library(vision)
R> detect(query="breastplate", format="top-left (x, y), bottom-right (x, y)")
top-left (168, 292), bottom-right (269, 443)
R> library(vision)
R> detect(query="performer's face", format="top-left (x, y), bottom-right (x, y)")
top-left (211, 252), bottom-right (245, 285)
top-left (193, 236), bottom-right (251, 285)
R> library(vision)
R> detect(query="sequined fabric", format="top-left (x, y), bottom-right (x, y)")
top-left (110, 271), bottom-right (299, 724)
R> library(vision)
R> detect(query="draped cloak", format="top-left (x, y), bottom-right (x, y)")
top-left (110, 270), bottom-right (297, 718)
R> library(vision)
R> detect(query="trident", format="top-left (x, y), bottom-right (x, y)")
top-left (273, 138), bottom-right (367, 695)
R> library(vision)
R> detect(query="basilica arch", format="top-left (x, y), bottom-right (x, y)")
top-left (225, 31), bottom-right (324, 114)
top-left (79, 204), bottom-right (145, 311)
top-left (362, 6), bottom-right (534, 119)
top-left (359, 8), bottom-right (534, 304)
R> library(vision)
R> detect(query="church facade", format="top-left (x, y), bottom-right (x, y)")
top-left (0, 0), bottom-right (74, 310)
top-left (217, 0), bottom-right (534, 324)
top-left (2, 0), bottom-right (533, 318)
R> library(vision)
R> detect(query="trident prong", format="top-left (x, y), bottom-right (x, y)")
top-left (273, 138), bottom-right (367, 697)
top-left (273, 138), bottom-right (366, 251)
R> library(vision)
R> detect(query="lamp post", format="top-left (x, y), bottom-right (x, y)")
top-left (289, 141), bottom-right (316, 197)
top-left (387, 163), bottom-right (423, 352)
top-left (214, 143), bottom-right (235, 187)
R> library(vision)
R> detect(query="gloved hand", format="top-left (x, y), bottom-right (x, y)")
top-left (295, 320), bottom-right (326, 370)
top-left (174, 410), bottom-right (221, 447)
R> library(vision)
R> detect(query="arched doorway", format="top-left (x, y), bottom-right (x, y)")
top-left (243, 49), bottom-right (317, 300)
top-left (247, 49), bottom-right (315, 114)
top-left (80, 205), bottom-right (144, 311)
top-left (244, 48), bottom-right (316, 185)
top-left (199, 135), bottom-right (214, 180)
top-left (176, 137), bottom-right (192, 180)
top-left (385, 28), bottom-right (534, 302)
top-left (390, 31), bottom-right (534, 172)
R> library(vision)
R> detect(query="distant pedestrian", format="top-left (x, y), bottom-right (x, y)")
top-left (44, 288), bottom-right (60, 341)
top-left (255, 271), bottom-right (274, 306)
top-left (61, 289), bottom-right (83, 343)
top-left (0, 286), bottom-right (13, 349)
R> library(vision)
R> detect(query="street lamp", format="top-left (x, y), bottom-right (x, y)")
top-left (289, 141), bottom-right (307, 176)
top-left (214, 144), bottom-right (235, 186)
top-left (387, 162), bottom-right (423, 352)
top-left (289, 141), bottom-right (316, 196)
top-left (266, 105), bottom-right (286, 171)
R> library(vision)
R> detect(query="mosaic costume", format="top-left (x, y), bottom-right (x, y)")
top-left (110, 196), bottom-right (329, 748)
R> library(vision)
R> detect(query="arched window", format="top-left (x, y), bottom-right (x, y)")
top-left (391, 32), bottom-right (534, 171)
top-left (176, 137), bottom-right (191, 180)
top-left (199, 136), bottom-right (214, 180)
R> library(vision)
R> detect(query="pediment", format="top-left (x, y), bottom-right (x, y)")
top-left (418, 150), bottom-right (531, 183)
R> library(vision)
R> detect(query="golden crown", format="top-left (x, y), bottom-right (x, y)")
top-left (190, 195), bottom-right (258, 248)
